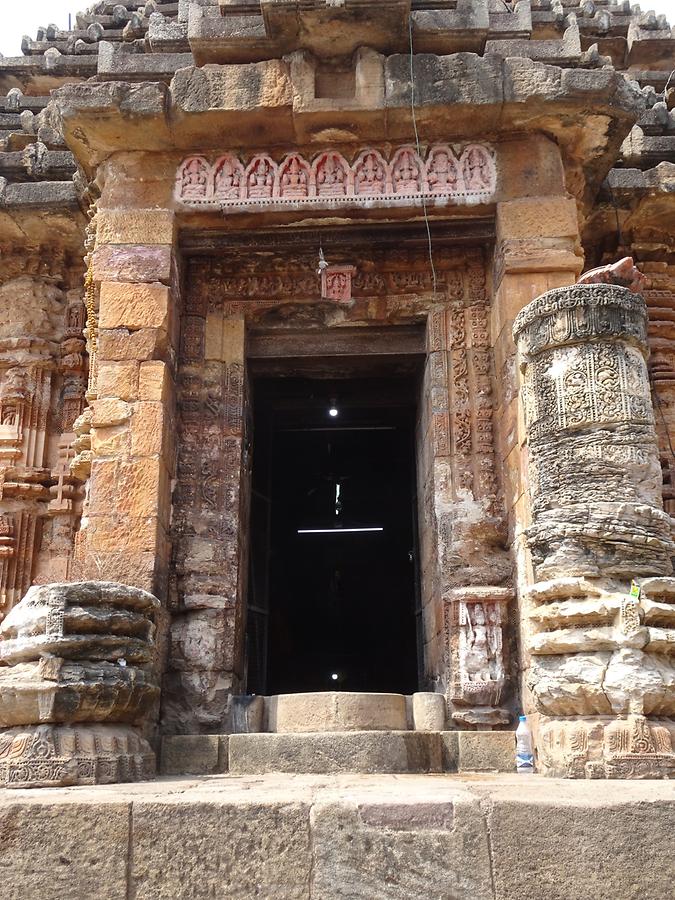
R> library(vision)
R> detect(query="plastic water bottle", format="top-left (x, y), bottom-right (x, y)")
top-left (515, 715), bottom-right (534, 773)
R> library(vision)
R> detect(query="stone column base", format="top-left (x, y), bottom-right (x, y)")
top-left (0, 723), bottom-right (155, 789)
top-left (536, 714), bottom-right (675, 779)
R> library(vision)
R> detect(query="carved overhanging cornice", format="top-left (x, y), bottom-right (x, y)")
top-left (53, 55), bottom-right (643, 198)
top-left (175, 144), bottom-right (496, 213)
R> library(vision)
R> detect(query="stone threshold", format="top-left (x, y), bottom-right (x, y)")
top-left (1, 774), bottom-right (672, 899)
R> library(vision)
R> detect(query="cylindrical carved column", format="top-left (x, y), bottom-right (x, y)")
top-left (0, 581), bottom-right (160, 788)
top-left (514, 283), bottom-right (675, 778)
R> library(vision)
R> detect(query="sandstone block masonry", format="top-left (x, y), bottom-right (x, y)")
top-left (0, 0), bottom-right (673, 787)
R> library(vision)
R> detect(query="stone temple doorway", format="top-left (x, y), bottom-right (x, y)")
top-left (246, 372), bottom-right (421, 696)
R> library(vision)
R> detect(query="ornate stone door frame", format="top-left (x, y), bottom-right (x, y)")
top-left (162, 223), bottom-right (514, 733)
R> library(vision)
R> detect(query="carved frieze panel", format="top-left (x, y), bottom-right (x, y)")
top-left (537, 714), bottom-right (675, 779)
top-left (175, 144), bottom-right (497, 212)
top-left (187, 245), bottom-right (487, 314)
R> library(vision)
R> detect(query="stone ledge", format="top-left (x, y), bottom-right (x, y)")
top-left (161, 730), bottom-right (516, 775)
top-left (0, 775), bottom-right (672, 900)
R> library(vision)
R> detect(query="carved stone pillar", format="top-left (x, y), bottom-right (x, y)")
top-left (0, 581), bottom-right (160, 788)
top-left (514, 283), bottom-right (675, 777)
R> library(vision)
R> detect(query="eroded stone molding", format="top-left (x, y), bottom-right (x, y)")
top-left (175, 144), bottom-right (497, 212)
top-left (514, 283), bottom-right (675, 778)
top-left (0, 581), bottom-right (160, 788)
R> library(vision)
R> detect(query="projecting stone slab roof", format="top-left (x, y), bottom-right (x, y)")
top-left (0, 0), bottom-right (672, 249)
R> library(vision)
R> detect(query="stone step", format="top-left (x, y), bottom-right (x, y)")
top-left (229, 731), bottom-right (443, 775)
top-left (268, 691), bottom-right (410, 732)
top-left (2, 774), bottom-right (673, 900)
top-left (232, 690), bottom-right (448, 733)
top-left (160, 730), bottom-right (516, 776)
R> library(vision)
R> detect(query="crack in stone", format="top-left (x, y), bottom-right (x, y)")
top-left (478, 796), bottom-right (498, 900)
top-left (125, 801), bottom-right (134, 900)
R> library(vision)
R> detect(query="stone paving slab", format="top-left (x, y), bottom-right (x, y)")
top-left (0, 774), bottom-right (673, 899)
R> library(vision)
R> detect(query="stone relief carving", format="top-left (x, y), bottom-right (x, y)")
top-left (213, 154), bottom-right (245, 201)
top-left (174, 144), bottom-right (497, 211)
top-left (321, 265), bottom-right (356, 303)
top-left (172, 245), bottom-right (512, 730)
top-left (445, 587), bottom-right (512, 726)
top-left (514, 284), bottom-right (672, 579)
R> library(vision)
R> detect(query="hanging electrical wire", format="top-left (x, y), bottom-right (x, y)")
top-left (408, 13), bottom-right (438, 296)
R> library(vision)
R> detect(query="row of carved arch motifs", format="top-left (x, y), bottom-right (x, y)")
top-left (176, 145), bottom-right (496, 203)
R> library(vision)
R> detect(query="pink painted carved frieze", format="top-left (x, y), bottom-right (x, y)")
top-left (391, 147), bottom-right (423, 195)
top-left (353, 150), bottom-right (388, 196)
top-left (174, 144), bottom-right (497, 211)
top-left (213, 154), bottom-right (245, 201)
top-left (245, 155), bottom-right (277, 200)
top-left (313, 151), bottom-right (351, 197)
top-left (177, 156), bottom-right (210, 201)
top-left (460, 145), bottom-right (495, 193)
top-left (278, 154), bottom-right (311, 199)
top-left (426, 146), bottom-right (460, 195)
top-left (321, 265), bottom-right (356, 303)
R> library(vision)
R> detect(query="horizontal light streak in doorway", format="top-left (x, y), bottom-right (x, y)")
top-left (297, 527), bottom-right (384, 534)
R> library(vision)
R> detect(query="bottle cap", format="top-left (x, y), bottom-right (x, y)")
top-left (519, 715), bottom-right (527, 722)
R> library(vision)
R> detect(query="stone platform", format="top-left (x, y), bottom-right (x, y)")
top-left (0, 774), bottom-right (672, 900)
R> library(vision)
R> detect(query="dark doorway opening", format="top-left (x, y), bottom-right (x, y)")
top-left (246, 374), bottom-right (420, 696)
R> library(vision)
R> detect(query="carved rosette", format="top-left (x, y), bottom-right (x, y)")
top-left (0, 581), bottom-right (160, 788)
top-left (513, 284), bottom-right (673, 579)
